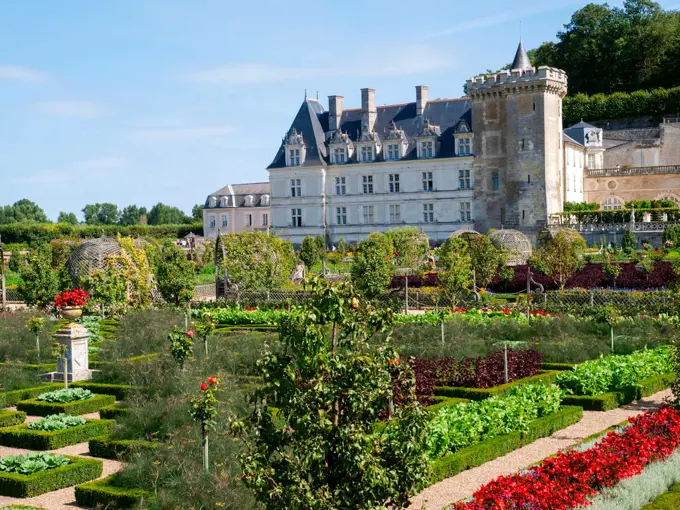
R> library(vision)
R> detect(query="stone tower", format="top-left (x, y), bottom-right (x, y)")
top-left (468, 41), bottom-right (568, 236)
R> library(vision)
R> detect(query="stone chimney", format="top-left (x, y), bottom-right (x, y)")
top-left (361, 88), bottom-right (376, 133)
top-left (328, 95), bottom-right (344, 132)
top-left (416, 85), bottom-right (429, 116)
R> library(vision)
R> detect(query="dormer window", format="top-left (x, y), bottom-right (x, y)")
top-left (454, 120), bottom-right (473, 157)
top-left (386, 144), bottom-right (401, 161)
top-left (356, 127), bottom-right (380, 164)
top-left (328, 130), bottom-right (353, 165)
top-left (416, 119), bottom-right (440, 159)
top-left (208, 196), bottom-right (217, 208)
top-left (333, 148), bottom-right (346, 164)
top-left (457, 137), bottom-right (472, 156)
top-left (245, 195), bottom-right (254, 207)
top-left (220, 197), bottom-right (228, 207)
top-left (285, 128), bottom-right (306, 167)
top-left (360, 146), bottom-right (374, 162)
top-left (384, 121), bottom-right (406, 161)
top-left (421, 141), bottom-right (434, 158)
top-left (262, 194), bottom-right (270, 206)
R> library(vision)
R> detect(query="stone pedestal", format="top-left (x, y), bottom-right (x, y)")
top-left (43, 322), bottom-right (94, 382)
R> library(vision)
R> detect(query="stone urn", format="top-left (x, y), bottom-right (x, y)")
top-left (61, 307), bottom-right (83, 322)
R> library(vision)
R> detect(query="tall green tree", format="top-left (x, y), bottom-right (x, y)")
top-left (350, 233), bottom-right (395, 298)
top-left (147, 203), bottom-right (192, 225)
top-left (385, 227), bottom-right (429, 273)
top-left (154, 241), bottom-right (197, 307)
top-left (57, 212), bottom-right (78, 225)
top-left (299, 236), bottom-right (320, 269)
top-left (466, 234), bottom-right (502, 288)
top-left (438, 238), bottom-right (473, 304)
top-left (231, 277), bottom-right (429, 510)
top-left (541, 230), bottom-right (587, 289)
top-left (82, 203), bottom-right (120, 225)
top-left (119, 205), bottom-right (147, 226)
top-left (0, 199), bottom-right (49, 224)
top-left (19, 247), bottom-right (60, 308)
top-left (192, 204), bottom-right (204, 221)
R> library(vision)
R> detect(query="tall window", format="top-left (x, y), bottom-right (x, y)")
top-left (388, 174), bottom-right (400, 193)
top-left (362, 175), bottom-right (374, 194)
top-left (336, 207), bottom-right (347, 225)
top-left (221, 215), bottom-right (228, 227)
top-left (459, 169), bottom-right (471, 189)
top-left (423, 203), bottom-right (434, 223)
top-left (458, 138), bottom-right (471, 155)
top-left (360, 146), bottom-right (374, 162)
top-left (492, 171), bottom-right (500, 190)
top-left (291, 208), bottom-right (302, 227)
top-left (422, 172), bottom-right (433, 191)
top-left (334, 148), bottom-right (346, 164)
top-left (289, 149), bottom-right (300, 166)
top-left (291, 178), bottom-right (301, 197)
top-left (362, 205), bottom-right (375, 224)
top-left (209, 215), bottom-right (215, 228)
top-left (602, 197), bottom-right (623, 210)
top-left (421, 141), bottom-right (434, 158)
top-left (335, 176), bottom-right (346, 195)
top-left (246, 214), bottom-right (252, 227)
top-left (262, 214), bottom-right (268, 226)
top-left (387, 144), bottom-right (400, 161)
top-left (389, 204), bottom-right (401, 223)
top-left (587, 154), bottom-right (596, 169)
top-left (460, 202), bottom-right (471, 222)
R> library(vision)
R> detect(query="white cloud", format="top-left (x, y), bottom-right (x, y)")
top-left (0, 65), bottom-right (47, 82)
top-left (36, 101), bottom-right (107, 118)
top-left (189, 45), bottom-right (455, 85)
top-left (424, 3), bottom-right (578, 38)
top-left (131, 125), bottom-right (234, 141)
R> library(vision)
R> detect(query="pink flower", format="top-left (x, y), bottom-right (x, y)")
top-left (187, 330), bottom-right (194, 338)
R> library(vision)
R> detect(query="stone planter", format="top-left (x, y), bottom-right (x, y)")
top-left (61, 306), bottom-right (83, 321)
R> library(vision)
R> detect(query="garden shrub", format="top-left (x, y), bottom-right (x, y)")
top-left (17, 393), bottom-right (115, 416)
top-left (70, 382), bottom-right (140, 400)
top-left (350, 232), bottom-right (395, 298)
top-left (99, 404), bottom-right (128, 420)
top-left (0, 419), bottom-right (114, 450)
top-left (426, 383), bottom-right (563, 458)
top-left (434, 370), bottom-right (562, 400)
top-left (0, 385), bottom-right (61, 408)
top-left (75, 475), bottom-right (153, 509)
top-left (88, 436), bottom-right (160, 460)
top-left (0, 411), bottom-right (25, 428)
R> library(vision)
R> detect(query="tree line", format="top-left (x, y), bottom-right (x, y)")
top-left (0, 199), bottom-right (205, 226)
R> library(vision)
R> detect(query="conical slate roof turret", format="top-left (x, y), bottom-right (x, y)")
top-left (511, 40), bottom-right (533, 71)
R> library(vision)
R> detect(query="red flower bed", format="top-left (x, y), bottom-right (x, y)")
top-left (54, 288), bottom-right (89, 308)
top-left (452, 406), bottom-right (680, 510)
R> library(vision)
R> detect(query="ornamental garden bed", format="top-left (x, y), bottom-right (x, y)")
top-left (99, 403), bottom-right (128, 420)
top-left (642, 482), bottom-right (680, 509)
top-left (17, 393), bottom-right (115, 417)
top-left (0, 385), bottom-right (61, 409)
top-left (0, 418), bottom-right (114, 450)
top-left (70, 382), bottom-right (140, 400)
top-left (0, 411), bottom-right (26, 428)
top-left (0, 453), bottom-right (102, 498)
top-left (75, 474), bottom-right (155, 509)
top-left (88, 435), bottom-right (161, 460)
top-left (434, 370), bottom-right (562, 401)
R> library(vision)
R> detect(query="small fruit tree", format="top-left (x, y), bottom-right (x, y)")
top-left (593, 304), bottom-right (621, 353)
top-left (438, 238), bottom-right (473, 305)
top-left (168, 327), bottom-right (194, 371)
top-left (154, 240), bottom-right (197, 324)
top-left (25, 317), bottom-right (45, 363)
top-left (190, 376), bottom-right (219, 473)
top-left (231, 276), bottom-right (429, 509)
top-left (195, 314), bottom-right (215, 356)
top-left (350, 232), bottom-right (395, 298)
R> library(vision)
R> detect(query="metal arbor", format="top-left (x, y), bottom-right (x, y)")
top-left (488, 229), bottom-right (533, 266)
top-left (448, 229), bottom-right (482, 243)
top-left (66, 237), bottom-right (150, 286)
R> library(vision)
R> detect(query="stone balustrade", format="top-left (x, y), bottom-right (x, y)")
top-left (585, 165), bottom-right (680, 177)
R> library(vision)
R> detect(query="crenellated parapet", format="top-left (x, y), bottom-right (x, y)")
top-left (466, 66), bottom-right (568, 100)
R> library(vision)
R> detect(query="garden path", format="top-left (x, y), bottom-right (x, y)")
top-left (0, 409), bottom-right (124, 510)
top-left (410, 388), bottom-right (672, 510)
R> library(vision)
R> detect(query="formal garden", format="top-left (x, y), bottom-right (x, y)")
top-left (2, 225), bottom-right (680, 509)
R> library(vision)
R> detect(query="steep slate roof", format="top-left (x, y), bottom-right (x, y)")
top-left (268, 97), bottom-right (472, 168)
top-left (562, 132), bottom-right (582, 147)
top-left (511, 41), bottom-right (533, 71)
top-left (205, 182), bottom-right (270, 208)
top-left (563, 121), bottom-right (599, 146)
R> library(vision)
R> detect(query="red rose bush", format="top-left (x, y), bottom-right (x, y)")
top-left (451, 407), bottom-right (680, 510)
top-left (54, 289), bottom-right (89, 308)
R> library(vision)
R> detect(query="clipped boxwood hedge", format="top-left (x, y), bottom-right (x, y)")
top-left (0, 419), bottom-right (114, 450)
top-left (17, 393), bottom-right (115, 417)
top-left (0, 385), bottom-right (61, 408)
top-left (0, 505), bottom-right (48, 509)
top-left (429, 405), bottom-right (583, 483)
top-left (0, 455), bottom-right (102, 497)
top-left (0, 411), bottom-right (26, 428)
top-left (541, 362), bottom-right (576, 372)
top-left (561, 372), bottom-right (675, 411)
top-left (99, 404), bottom-right (128, 420)
top-left (641, 481), bottom-right (680, 509)
top-left (75, 475), bottom-right (155, 508)
top-left (88, 436), bottom-right (160, 460)
top-left (0, 363), bottom-right (56, 374)
top-left (434, 371), bottom-right (561, 401)
top-left (423, 397), bottom-right (469, 414)
top-left (70, 382), bottom-right (140, 400)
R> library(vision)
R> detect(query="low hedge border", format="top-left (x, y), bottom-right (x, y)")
top-left (0, 385), bottom-right (61, 408)
top-left (641, 482), bottom-right (680, 509)
top-left (0, 505), bottom-right (48, 509)
top-left (424, 397), bottom-right (469, 414)
top-left (70, 382), bottom-right (140, 400)
top-left (434, 371), bottom-right (561, 401)
top-left (0, 419), bottom-right (114, 450)
top-left (429, 405), bottom-right (584, 483)
top-left (0, 363), bottom-right (57, 373)
top-left (561, 372), bottom-right (676, 411)
top-left (75, 475), bottom-right (155, 509)
top-left (0, 455), bottom-right (102, 497)
top-left (99, 404), bottom-right (128, 420)
top-left (541, 362), bottom-right (576, 371)
top-left (88, 436), bottom-right (161, 460)
top-left (0, 411), bottom-right (26, 428)
top-left (17, 394), bottom-right (116, 417)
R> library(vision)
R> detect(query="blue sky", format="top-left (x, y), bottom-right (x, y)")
top-left (2, 0), bottom-right (679, 221)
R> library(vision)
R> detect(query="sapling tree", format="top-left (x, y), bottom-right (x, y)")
top-left (195, 314), bottom-right (215, 356)
top-left (168, 327), bottom-right (194, 371)
top-left (438, 238), bottom-right (473, 305)
top-left (154, 240), bottom-right (196, 327)
top-left (350, 232), bottom-right (395, 298)
top-left (593, 304), bottom-right (621, 353)
top-left (190, 376), bottom-right (219, 473)
top-left (231, 276), bottom-right (429, 509)
top-left (25, 317), bottom-right (45, 363)
top-left (493, 341), bottom-right (529, 384)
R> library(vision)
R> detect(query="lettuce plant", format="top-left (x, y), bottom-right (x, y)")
top-left (28, 413), bottom-right (86, 431)
top-left (36, 388), bottom-right (94, 403)
top-left (0, 453), bottom-right (70, 474)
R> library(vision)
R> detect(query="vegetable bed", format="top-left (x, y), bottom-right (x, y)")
top-left (75, 474), bottom-right (155, 508)
top-left (0, 419), bottom-right (114, 450)
top-left (17, 394), bottom-right (115, 417)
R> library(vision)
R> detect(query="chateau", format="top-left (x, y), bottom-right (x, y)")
top-left (204, 41), bottom-right (680, 244)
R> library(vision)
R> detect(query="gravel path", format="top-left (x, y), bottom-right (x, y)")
top-left (410, 389), bottom-right (672, 510)
top-left (0, 409), bottom-right (121, 510)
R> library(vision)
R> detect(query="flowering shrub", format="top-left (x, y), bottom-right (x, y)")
top-left (168, 327), bottom-right (194, 370)
top-left (190, 376), bottom-right (219, 472)
top-left (556, 346), bottom-right (672, 396)
top-left (427, 384), bottom-right (562, 458)
top-left (452, 407), bottom-right (680, 509)
top-left (54, 289), bottom-right (89, 308)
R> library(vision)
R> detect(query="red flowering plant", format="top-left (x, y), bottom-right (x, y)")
top-left (167, 327), bottom-right (194, 371)
top-left (54, 289), bottom-right (89, 309)
top-left (190, 376), bottom-right (219, 473)
top-left (452, 407), bottom-right (680, 510)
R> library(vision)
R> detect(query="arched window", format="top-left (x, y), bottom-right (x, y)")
top-left (245, 195), bottom-right (254, 207)
top-left (220, 197), bottom-right (228, 207)
top-left (208, 196), bottom-right (217, 208)
top-left (602, 197), bottom-right (623, 210)
top-left (658, 195), bottom-right (680, 207)
top-left (261, 194), bottom-right (270, 206)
